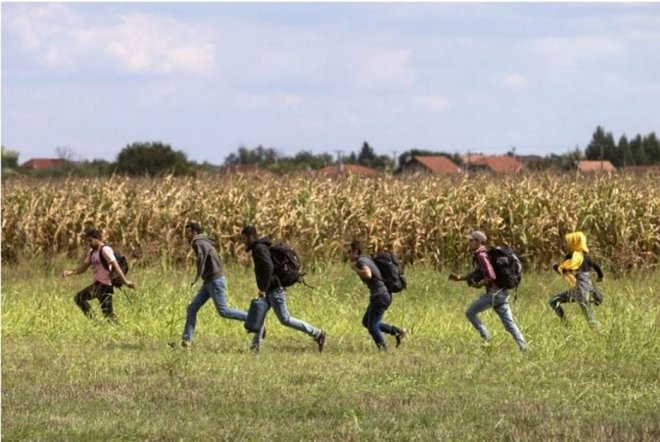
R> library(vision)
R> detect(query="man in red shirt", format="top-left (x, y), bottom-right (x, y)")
top-left (449, 230), bottom-right (526, 351)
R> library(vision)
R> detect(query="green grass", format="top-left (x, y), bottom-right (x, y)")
top-left (2, 259), bottom-right (659, 441)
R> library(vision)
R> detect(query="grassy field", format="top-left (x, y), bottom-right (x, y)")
top-left (2, 258), bottom-right (659, 441)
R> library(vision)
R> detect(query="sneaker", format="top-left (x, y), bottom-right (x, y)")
top-left (169, 340), bottom-right (191, 349)
top-left (249, 343), bottom-right (260, 353)
top-left (395, 328), bottom-right (407, 348)
top-left (315, 331), bottom-right (326, 353)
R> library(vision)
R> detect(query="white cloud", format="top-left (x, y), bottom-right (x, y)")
top-left (357, 49), bottom-right (415, 91)
top-left (530, 35), bottom-right (622, 67)
top-left (235, 92), bottom-right (303, 110)
top-left (414, 94), bottom-right (450, 112)
top-left (4, 5), bottom-right (216, 77)
top-left (93, 14), bottom-right (216, 76)
top-left (502, 73), bottom-right (528, 88)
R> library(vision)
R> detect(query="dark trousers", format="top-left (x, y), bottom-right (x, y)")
top-left (74, 282), bottom-right (115, 319)
top-left (362, 293), bottom-right (399, 349)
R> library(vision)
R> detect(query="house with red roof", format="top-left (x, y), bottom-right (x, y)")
top-left (21, 158), bottom-right (66, 170)
top-left (400, 156), bottom-right (461, 174)
top-left (576, 160), bottom-right (616, 172)
top-left (464, 155), bottom-right (524, 173)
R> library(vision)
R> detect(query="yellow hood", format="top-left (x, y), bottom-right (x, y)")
top-left (558, 232), bottom-right (588, 286)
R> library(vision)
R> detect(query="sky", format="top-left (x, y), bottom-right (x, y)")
top-left (2, 2), bottom-right (660, 165)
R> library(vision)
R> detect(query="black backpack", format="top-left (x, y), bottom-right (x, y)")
top-left (488, 247), bottom-right (522, 290)
top-left (270, 244), bottom-right (307, 288)
top-left (99, 245), bottom-right (130, 288)
top-left (373, 251), bottom-right (407, 294)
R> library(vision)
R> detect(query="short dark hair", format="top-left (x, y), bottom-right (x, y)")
top-left (185, 222), bottom-right (203, 234)
top-left (350, 240), bottom-right (362, 254)
top-left (241, 225), bottom-right (258, 238)
top-left (84, 227), bottom-right (102, 240)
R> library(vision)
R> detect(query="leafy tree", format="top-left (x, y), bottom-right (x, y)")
top-left (585, 126), bottom-right (616, 163)
top-left (642, 133), bottom-right (660, 164)
top-left (618, 135), bottom-right (633, 167)
top-left (224, 145), bottom-right (278, 166)
top-left (115, 142), bottom-right (192, 176)
top-left (1, 146), bottom-right (20, 170)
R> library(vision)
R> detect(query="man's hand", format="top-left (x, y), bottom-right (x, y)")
top-left (61, 270), bottom-right (75, 278)
top-left (125, 281), bottom-right (137, 290)
top-left (258, 291), bottom-right (266, 298)
top-left (448, 273), bottom-right (461, 282)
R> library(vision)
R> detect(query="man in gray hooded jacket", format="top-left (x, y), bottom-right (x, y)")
top-left (172, 222), bottom-right (247, 348)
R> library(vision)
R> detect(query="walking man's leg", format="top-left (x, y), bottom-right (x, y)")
top-left (74, 285), bottom-right (96, 318)
top-left (210, 277), bottom-right (247, 322)
top-left (494, 301), bottom-right (527, 351)
top-left (182, 283), bottom-right (211, 344)
top-left (465, 293), bottom-right (493, 343)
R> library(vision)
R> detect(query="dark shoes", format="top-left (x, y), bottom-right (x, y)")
top-left (315, 331), bottom-right (326, 353)
top-left (395, 328), bottom-right (407, 348)
top-left (169, 340), bottom-right (192, 349)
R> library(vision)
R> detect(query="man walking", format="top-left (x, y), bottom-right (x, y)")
top-left (348, 240), bottom-right (406, 351)
top-left (62, 227), bottom-right (136, 320)
top-left (449, 230), bottom-right (527, 351)
top-left (171, 222), bottom-right (248, 348)
top-left (240, 225), bottom-right (325, 353)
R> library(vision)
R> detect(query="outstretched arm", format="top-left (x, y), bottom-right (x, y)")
top-left (61, 261), bottom-right (91, 278)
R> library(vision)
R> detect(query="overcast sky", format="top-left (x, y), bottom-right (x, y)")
top-left (2, 2), bottom-right (660, 164)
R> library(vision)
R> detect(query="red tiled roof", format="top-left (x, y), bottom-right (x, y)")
top-left (412, 156), bottom-right (461, 174)
top-left (465, 155), bottom-right (524, 173)
top-left (483, 156), bottom-right (524, 173)
top-left (317, 164), bottom-right (380, 177)
top-left (577, 160), bottom-right (616, 172)
top-left (21, 158), bottom-right (66, 169)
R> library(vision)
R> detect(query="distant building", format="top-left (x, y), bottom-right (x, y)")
top-left (21, 158), bottom-right (66, 170)
top-left (463, 155), bottom-right (524, 173)
top-left (576, 160), bottom-right (616, 172)
top-left (316, 164), bottom-right (380, 177)
top-left (400, 156), bottom-right (461, 175)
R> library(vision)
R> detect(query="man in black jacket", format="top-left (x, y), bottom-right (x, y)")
top-left (171, 222), bottom-right (247, 348)
top-left (240, 225), bottom-right (326, 352)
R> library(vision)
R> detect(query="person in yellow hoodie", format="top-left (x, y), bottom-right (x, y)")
top-left (548, 232), bottom-right (603, 326)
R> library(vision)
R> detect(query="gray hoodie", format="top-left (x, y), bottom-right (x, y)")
top-left (191, 235), bottom-right (224, 285)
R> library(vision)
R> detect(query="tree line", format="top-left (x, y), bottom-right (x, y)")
top-left (2, 126), bottom-right (658, 178)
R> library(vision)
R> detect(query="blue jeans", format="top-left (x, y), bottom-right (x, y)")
top-left (548, 272), bottom-right (597, 324)
top-left (250, 287), bottom-right (321, 349)
top-left (362, 293), bottom-right (398, 349)
top-left (465, 288), bottom-right (527, 350)
top-left (182, 276), bottom-right (247, 342)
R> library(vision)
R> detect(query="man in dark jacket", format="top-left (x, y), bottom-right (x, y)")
top-left (240, 225), bottom-right (326, 353)
top-left (349, 240), bottom-right (406, 351)
top-left (171, 222), bottom-right (247, 348)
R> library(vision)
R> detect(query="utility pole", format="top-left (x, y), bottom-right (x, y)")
top-left (392, 150), bottom-right (398, 172)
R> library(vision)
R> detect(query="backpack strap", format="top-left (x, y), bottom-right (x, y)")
top-left (98, 244), bottom-right (112, 271)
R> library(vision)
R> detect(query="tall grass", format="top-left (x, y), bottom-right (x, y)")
top-left (2, 171), bottom-right (659, 271)
top-left (2, 258), bottom-right (659, 441)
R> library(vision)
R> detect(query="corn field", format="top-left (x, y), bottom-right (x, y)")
top-left (2, 171), bottom-right (659, 272)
